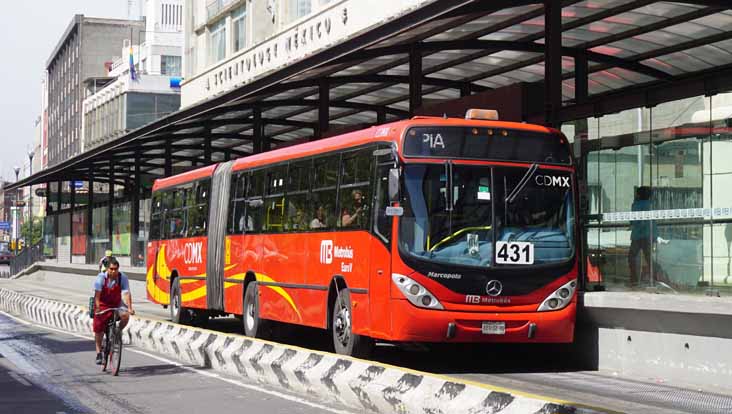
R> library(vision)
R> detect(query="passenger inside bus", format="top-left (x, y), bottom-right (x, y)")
top-left (310, 205), bottom-right (327, 229)
top-left (341, 189), bottom-right (366, 228)
top-left (289, 208), bottom-right (307, 230)
top-left (238, 214), bottom-right (254, 233)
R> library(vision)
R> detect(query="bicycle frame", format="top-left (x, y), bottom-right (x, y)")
top-left (97, 307), bottom-right (125, 375)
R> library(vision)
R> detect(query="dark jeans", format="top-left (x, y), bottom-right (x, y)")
top-left (628, 238), bottom-right (652, 286)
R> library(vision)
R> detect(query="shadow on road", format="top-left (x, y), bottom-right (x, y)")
top-left (119, 363), bottom-right (191, 378)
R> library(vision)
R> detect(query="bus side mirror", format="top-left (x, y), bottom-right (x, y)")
top-left (388, 168), bottom-right (399, 203)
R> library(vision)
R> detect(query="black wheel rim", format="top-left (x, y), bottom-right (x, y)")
top-left (245, 288), bottom-right (256, 333)
top-left (172, 286), bottom-right (180, 318)
top-left (334, 300), bottom-right (351, 348)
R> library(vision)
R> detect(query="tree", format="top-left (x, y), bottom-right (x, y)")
top-left (20, 217), bottom-right (43, 247)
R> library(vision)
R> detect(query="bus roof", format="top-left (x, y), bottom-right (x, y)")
top-left (153, 116), bottom-right (563, 190)
top-left (231, 116), bottom-right (560, 172)
top-left (152, 164), bottom-right (217, 191)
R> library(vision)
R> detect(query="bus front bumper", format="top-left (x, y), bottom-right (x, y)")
top-left (388, 299), bottom-right (576, 343)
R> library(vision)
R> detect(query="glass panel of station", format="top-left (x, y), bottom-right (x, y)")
top-left (572, 91), bottom-right (732, 297)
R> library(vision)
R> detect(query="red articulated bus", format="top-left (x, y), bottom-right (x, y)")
top-left (146, 109), bottom-right (579, 357)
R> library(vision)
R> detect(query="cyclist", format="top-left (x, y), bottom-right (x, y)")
top-left (98, 249), bottom-right (114, 273)
top-left (93, 257), bottom-right (135, 365)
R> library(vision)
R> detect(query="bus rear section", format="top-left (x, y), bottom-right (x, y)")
top-left (382, 119), bottom-right (579, 344)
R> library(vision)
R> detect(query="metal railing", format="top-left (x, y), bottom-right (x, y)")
top-left (7, 242), bottom-right (44, 277)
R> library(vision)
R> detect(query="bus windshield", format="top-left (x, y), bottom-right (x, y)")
top-left (399, 163), bottom-right (575, 269)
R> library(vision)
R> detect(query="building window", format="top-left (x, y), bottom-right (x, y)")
top-left (208, 19), bottom-right (226, 65)
top-left (284, 0), bottom-right (311, 25)
top-left (161, 55), bottom-right (182, 76)
top-left (232, 5), bottom-right (247, 53)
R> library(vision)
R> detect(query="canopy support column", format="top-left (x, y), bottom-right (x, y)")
top-left (409, 46), bottom-right (423, 116)
top-left (544, 0), bottom-right (562, 128)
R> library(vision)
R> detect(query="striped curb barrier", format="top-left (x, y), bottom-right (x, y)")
top-left (0, 287), bottom-right (612, 414)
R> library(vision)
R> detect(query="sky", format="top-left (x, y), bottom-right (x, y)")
top-left (0, 1), bottom-right (130, 183)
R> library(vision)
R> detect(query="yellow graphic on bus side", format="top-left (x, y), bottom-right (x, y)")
top-left (148, 247), bottom-right (298, 318)
top-left (255, 273), bottom-right (302, 321)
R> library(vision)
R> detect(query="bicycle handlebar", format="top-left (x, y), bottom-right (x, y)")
top-left (95, 307), bottom-right (127, 316)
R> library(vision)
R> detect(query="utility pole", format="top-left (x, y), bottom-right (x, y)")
top-left (28, 150), bottom-right (34, 249)
top-left (12, 166), bottom-right (20, 255)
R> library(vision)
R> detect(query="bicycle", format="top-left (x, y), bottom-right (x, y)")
top-left (96, 307), bottom-right (125, 376)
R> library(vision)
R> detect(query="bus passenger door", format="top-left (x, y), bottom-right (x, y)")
top-left (369, 163), bottom-right (394, 339)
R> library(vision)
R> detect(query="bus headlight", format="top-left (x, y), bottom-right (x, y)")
top-left (537, 279), bottom-right (577, 312)
top-left (392, 274), bottom-right (444, 310)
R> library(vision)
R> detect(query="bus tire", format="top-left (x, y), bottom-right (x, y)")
top-left (332, 288), bottom-right (373, 358)
top-left (243, 282), bottom-right (269, 338)
top-left (170, 278), bottom-right (190, 325)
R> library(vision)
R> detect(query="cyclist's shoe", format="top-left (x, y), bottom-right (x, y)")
top-left (95, 352), bottom-right (103, 365)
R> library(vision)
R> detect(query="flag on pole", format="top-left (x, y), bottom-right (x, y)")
top-left (129, 45), bottom-right (138, 81)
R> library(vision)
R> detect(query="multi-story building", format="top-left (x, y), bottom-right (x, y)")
top-left (46, 15), bottom-right (145, 166)
top-left (40, 72), bottom-right (49, 171)
top-left (81, 0), bottom-right (184, 152)
top-left (30, 117), bottom-right (44, 218)
top-left (183, 0), bottom-right (346, 107)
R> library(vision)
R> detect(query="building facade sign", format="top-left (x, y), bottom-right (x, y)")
top-left (182, 0), bottom-right (436, 107)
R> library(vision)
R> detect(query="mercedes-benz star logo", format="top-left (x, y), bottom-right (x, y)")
top-left (485, 280), bottom-right (503, 297)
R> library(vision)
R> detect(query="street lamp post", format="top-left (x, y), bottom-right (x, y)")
top-left (12, 166), bottom-right (20, 255)
top-left (28, 150), bottom-right (34, 250)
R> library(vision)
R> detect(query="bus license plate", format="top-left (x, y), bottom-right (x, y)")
top-left (481, 321), bottom-right (505, 335)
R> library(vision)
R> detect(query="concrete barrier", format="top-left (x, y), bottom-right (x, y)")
top-left (0, 287), bottom-right (610, 414)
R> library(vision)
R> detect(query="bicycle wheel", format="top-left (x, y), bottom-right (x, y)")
top-left (101, 328), bottom-right (111, 372)
top-left (109, 327), bottom-right (123, 376)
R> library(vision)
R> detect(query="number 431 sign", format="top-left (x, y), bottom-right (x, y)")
top-left (496, 241), bottom-right (534, 265)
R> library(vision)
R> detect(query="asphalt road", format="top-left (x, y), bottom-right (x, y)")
top-left (0, 312), bottom-right (353, 414)
top-left (3, 271), bottom-right (732, 414)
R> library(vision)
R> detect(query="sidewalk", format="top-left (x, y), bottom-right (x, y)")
top-left (12, 260), bottom-right (146, 281)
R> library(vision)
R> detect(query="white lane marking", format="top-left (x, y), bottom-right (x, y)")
top-left (8, 371), bottom-right (32, 386)
top-left (0, 311), bottom-right (353, 414)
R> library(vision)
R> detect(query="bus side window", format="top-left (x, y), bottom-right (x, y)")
top-left (337, 148), bottom-right (374, 230)
top-left (150, 214), bottom-right (161, 240)
top-left (373, 163), bottom-right (393, 245)
top-left (263, 166), bottom-right (287, 233)
top-left (231, 173), bottom-right (251, 234)
top-left (188, 180), bottom-right (210, 237)
top-left (246, 170), bottom-right (265, 233)
top-left (152, 192), bottom-right (163, 215)
top-left (310, 154), bottom-right (340, 230)
top-left (150, 192), bottom-right (163, 241)
top-left (286, 160), bottom-right (311, 232)
top-left (228, 173), bottom-right (243, 234)
top-left (167, 188), bottom-right (188, 239)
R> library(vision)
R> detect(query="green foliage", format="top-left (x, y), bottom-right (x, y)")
top-left (20, 217), bottom-right (43, 247)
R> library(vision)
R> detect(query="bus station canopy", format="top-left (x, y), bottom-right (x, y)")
top-left (9, 0), bottom-right (732, 190)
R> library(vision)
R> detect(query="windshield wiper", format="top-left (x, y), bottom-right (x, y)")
top-left (505, 163), bottom-right (538, 204)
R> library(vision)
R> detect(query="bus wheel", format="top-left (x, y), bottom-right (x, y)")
top-left (243, 282), bottom-right (269, 338)
top-left (170, 278), bottom-right (190, 325)
top-left (332, 289), bottom-right (373, 358)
